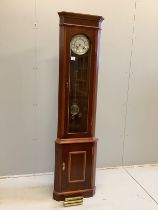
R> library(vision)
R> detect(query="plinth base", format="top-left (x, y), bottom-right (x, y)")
top-left (53, 187), bottom-right (95, 201)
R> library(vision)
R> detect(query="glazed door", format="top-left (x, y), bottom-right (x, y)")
top-left (68, 51), bottom-right (90, 134)
top-left (61, 143), bottom-right (93, 192)
top-left (64, 27), bottom-right (97, 138)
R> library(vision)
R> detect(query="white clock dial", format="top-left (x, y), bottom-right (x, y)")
top-left (70, 34), bottom-right (89, 55)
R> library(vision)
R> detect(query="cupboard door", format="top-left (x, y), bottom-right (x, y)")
top-left (61, 143), bottom-right (94, 192)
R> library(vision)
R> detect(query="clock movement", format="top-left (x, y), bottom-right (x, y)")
top-left (53, 11), bottom-right (104, 201)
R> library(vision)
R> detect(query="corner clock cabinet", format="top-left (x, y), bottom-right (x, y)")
top-left (53, 11), bottom-right (104, 201)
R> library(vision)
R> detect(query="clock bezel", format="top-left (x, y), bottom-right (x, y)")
top-left (70, 33), bottom-right (90, 55)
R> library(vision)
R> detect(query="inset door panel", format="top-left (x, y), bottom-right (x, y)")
top-left (61, 142), bottom-right (95, 192)
top-left (68, 151), bottom-right (86, 183)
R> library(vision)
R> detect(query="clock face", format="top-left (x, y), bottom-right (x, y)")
top-left (70, 34), bottom-right (89, 55)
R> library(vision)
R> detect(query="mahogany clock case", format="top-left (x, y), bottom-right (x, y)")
top-left (53, 12), bottom-right (104, 201)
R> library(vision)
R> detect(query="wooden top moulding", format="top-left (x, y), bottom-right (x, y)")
top-left (58, 11), bottom-right (104, 29)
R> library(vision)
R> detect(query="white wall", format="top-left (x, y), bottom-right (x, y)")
top-left (0, 0), bottom-right (158, 176)
top-left (123, 0), bottom-right (158, 165)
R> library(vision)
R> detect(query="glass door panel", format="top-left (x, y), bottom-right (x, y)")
top-left (68, 51), bottom-right (90, 133)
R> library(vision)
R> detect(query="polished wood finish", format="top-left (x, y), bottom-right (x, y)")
top-left (54, 138), bottom-right (97, 201)
top-left (68, 151), bottom-right (86, 183)
top-left (53, 11), bottom-right (103, 201)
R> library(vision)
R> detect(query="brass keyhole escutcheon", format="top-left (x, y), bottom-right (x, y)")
top-left (62, 162), bottom-right (65, 171)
